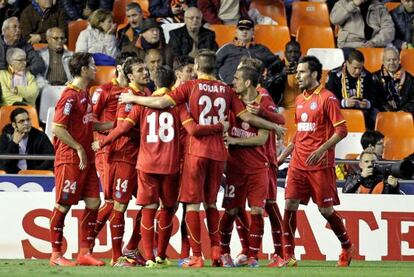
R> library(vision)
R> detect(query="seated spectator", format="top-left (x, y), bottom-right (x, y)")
top-left (123, 18), bottom-right (174, 66)
top-left (0, 17), bottom-right (45, 75)
top-left (326, 49), bottom-right (381, 129)
top-left (0, 107), bottom-right (54, 174)
top-left (330, 0), bottom-right (395, 48)
top-left (150, 0), bottom-right (197, 23)
top-left (169, 7), bottom-right (218, 58)
top-left (37, 27), bottom-right (72, 87)
top-left (117, 2), bottom-right (143, 52)
top-left (198, 0), bottom-right (251, 25)
top-left (172, 56), bottom-right (195, 88)
top-left (391, 0), bottom-right (414, 50)
top-left (0, 48), bottom-right (39, 106)
top-left (373, 47), bottom-right (414, 112)
top-left (0, 0), bottom-right (20, 28)
top-left (75, 9), bottom-right (118, 60)
top-left (20, 0), bottom-right (66, 45)
top-left (342, 150), bottom-right (400, 194)
top-left (216, 19), bottom-right (280, 85)
top-left (59, 0), bottom-right (114, 21)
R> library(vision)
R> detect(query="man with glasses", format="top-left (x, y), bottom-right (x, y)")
top-left (169, 7), bottom-right (218, 58)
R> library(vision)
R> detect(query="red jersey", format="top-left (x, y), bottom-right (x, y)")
top-left (108, 84), bottom-right (151, 164)
top-left (290, 85), bottom-right (346, 170)
top-left (227, 93), bottom-right (271, 173)
top-left (167, 76), bottom-right (246, 161)
top-left (53, 84), bottom-right (94, 166)
top-left (126, 88), bottom-right (192, 174)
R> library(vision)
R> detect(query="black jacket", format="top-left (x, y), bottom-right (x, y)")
top-left (343, 171), bottom-right (400, 194)
top-left (168, 26), bottom-right (218, 58)
top-left (59, 0), bottom-right (114, 21)
top-left (0, 124), bottom-right (54, 174)
top-left (391, 5), bottom-right (414, 50)
top-left (149, 0), bottom-right (197, 18)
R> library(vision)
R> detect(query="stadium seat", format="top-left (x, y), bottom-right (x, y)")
top-left (255, 25), bottom-right (290, 54)
top-left (356, 47), bottom-right (384, 73)
top-left (290, 2), bottom-right (330, 36)
top-left (67, 19), bottom-right (88, 51)
top-left (345, 153), bottom-right (359, 160)
top-left (39, 85), bottom-right (65, 123)
top-left (32, 43), bottom-right (47, 50)
top-left (135, 0), bottom-right (150, 18)
top-left (280, 108), bottom-right (296, 146)
top-left (340, 109), bottom-right (366, 132)
top-left (18, 169), bottom-right (54, 175)
top-left (384, 2), bottom-right (400, 12)
top-left (250, 0), bottom-right (287, 26)
top-left (0, 170), bottom-right (6, 175)
top-left (383, 136), bottom-right (414, 160)
top-left (0, 105), bottom-right (40, 133)
top-left (375, 111), bottom-right (414, 138)
top-left (45, 107), bottom-right (55, 142)
top-left (320, 70), bottom-right (329, 85)
top-left (307, 48), bottom-right (345, 70)
top-left (90, 66), bottom-right (116, 86)
top-left (296, 26), bottom-right (335, 54)
top-left (112, 0), bottom-right (128, 24)
top-left (210, 24), bottom-right (236, 47)
top-left (400, 49), bottom-right (414, 76)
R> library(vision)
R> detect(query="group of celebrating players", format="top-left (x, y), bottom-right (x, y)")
top-left (48, 49), bottom-right (355, 269)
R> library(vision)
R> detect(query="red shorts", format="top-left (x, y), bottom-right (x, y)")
top-left (285, 166), bottom-right (340, 207)
top-left (178, 154), bottom-right (225, 204)
top-left (107, 161), bottom-right (137, 204)
top-left (223, 168), bottom-right (268, 209)
top-left (95, 152), bottom-right (110, 192)
top-left (267, 164), bottom-right (278, 201)
top-left (55, 163), bottom-right (100, 205)
top-left (137, 171), bottom-right (179, 208)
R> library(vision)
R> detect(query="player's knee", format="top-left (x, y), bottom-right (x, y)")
top-left (113, 201), bottom-right (128, 212)
top-left (318, 206), bottom-right (334, 218)
top-left (226, 208), bottom-right (239, 216)
top-left (285, 199), bottom-right (300, 211)
top-left (84, 197), bottom-right (101, 210)
top-left (55, 203), bottom-right (70, 214)
top-left (187, 203), bottom-right (201, 211)
top-left (266, 199), bottom-right (276, 204)
top-left (144, 203), bottom-right (159, 209)
top-left (204, 202), bottom-right (217, 210)
top-left (250, 206), bottom-right (264, 215)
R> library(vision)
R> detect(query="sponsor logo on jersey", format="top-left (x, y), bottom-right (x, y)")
top-left (297, 104), bottom-right (303, 109)
top-left (231, 127), bottom-right (256, 138)
top-left (310, 102), bottom-right (317, 110)
top-left (297, 122), bottom-right (316, 131)
top-left (301, 112), bottom-right (308, 122)
top-left (82, 112), bottom-right (93, 124)
top-left (63, 100), bottom-right (73, 115)
top-left (91, 91), bottom-right (101, 104)
top-left (125, 103), bottom-right (133, 112)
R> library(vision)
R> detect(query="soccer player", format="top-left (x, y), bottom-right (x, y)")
top-left (49, 53), bottom-right (105, 266)
top-left (277, 55), bottom-right (355, 267)
top-left (120, 50), bottom-right (285, 268)
top-left (92, 57), bottom-right (151, 266)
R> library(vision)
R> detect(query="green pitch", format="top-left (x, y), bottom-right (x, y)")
top-left (1, 260), bottom-right (413, 277)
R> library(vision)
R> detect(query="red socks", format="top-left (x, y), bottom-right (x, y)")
top-left (248, 214), bottom-right (264, 259)
top-left (109, 210), bottom-right (125, 261)
top-left (94, 201), bottom-right (114, 237)
top-left (125, 209), bottom-right (142, 251)
top-left (180, 210), bottom-right (190, 259)
top-left (205, 207), bottom-right (220, 247)
top-left (236, 209), bottom-right (250, 255)
top-left (140, 208), bottom-right (157, 261)
top-left (219, 211), bottom-right (236, 254)
top-left (282, 209), bottom-right (297, 258)
top-left (157, 208), bottom-right (174, 259)
top-left (326, 211), bottom-right (352, 249)
top-left (185, 211), bottom-right (202, 257)
top-left (80, 208), bottom-right (98, 249)
top-left (50, 208), bottom-right (67, 252)
top-left (265, 202), bottom-right (283, 257)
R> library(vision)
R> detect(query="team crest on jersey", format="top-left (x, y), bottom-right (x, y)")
top-left (241, 121), bottom-right (250, 130)
top-left (301, 112), bottom-right (308, 122)
top-left (125, 103), bottom-right (133, 112)
top-left (63, 100), bottom-right (73, 115)
top-left (91, 91), bottom-right (101, 104)
top-left (115, 191), bottom-right (122, 199)
top-left (310, 102), bottom-right (317, 110)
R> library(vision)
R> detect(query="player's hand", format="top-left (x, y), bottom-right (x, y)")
top-left (246, 103), bottom-right (261, 115)
top-left (219, 115), bottom-right (229, 132)
top-left (224, 133), bottom-right (236, 147)
top-left (361, 165), bottom-right (374, 178)
top-left (28, 34), bottom-right (41, 44)
top-left (119, 91), bottom-right (134, 104)
top-left (387, 175), bottom-right (398, 187)
top-left (273, 124), bottom-right (286, 139)
top-left (306, 148), bottom-right (326, 166)
top-left (91, 140), bottom-right (101, 152)
top-left (76, 145), bottom-right (87, 170)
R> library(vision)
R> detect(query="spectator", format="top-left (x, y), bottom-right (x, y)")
top-left (59, 0), bottom-right (114, 21)
top-left (216, 19), bottom-right (280, 85)
top-left (150, 0), bottom-right (197, 23)
top-left (37, 27), bottom-right (72, 87)
top-left (0, 17), bottom-right (45, 75)
top-left (326, 49), bottom-right (381, 129)
top-left (122, 18), bottom-right (174, 66)
top-left (343, 150), bottom-right (400, 194)
top-left (330, 0), bottom-right (395, 48)
top-left (0, 107), bottom-right (54, 174)
top-left (116, 2), bottom-right (143, 52)
top-left (0, 0), bottom-right (20, 28)
top-left (0, 48), bottom-right (39, 106)
top-left (19, 0), bottom-right (66, 45)
top-left (144, 48), bottom-right (163, 92)
top-left (198, 0), bottom-right (251, 24)
top-left (391, 0), bottom-right (414, 50)
top-left (75, 9), bottom-right (118, 60)
top-left (169, 7), bottom-right (218, 58)
top-left (373, 47), bottom-right (414, 112)
top-left (172, 55), bottom-right (195, 88)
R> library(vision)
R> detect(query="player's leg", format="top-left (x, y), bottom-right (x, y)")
top-left (219, 207), bottom-right (238, 267)
top-left (178, 203), bottom-right (190, 266)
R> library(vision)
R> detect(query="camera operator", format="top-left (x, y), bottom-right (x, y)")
top-left (343, 151), bottom-right (400, 194)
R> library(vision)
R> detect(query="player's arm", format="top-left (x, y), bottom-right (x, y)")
top-left (92, 119), bottom-right (134, 151)
top-left (225, 129), bottom-right (269, 147)
top-left (52, 124), bottom-right (87, 170)
top-left (278, 142), bottom-right (294, 165)
top-left (120, 90), bottom-right (174, 109)
top-left (179, 106), bottom-right (229, 136)
top-left (238, 112), bottom-right (285, 138)
top-left (93, 121), bottom-right (114, 131)
top-left (246, 103), bottom-right (285, 125)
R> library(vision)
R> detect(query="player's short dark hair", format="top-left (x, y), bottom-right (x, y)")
top-left (360, 130), bottom-right (385, 150)
top-left (123, 57), bottom-right (145, 80)
top-left (153, 65), bottom-right (175, 88)
top-left (239, 56), bottom-right (264, 74)
top-left (10, 107), bottom-right (28, 122)
top-left (68, 52), bottom-right (93, 77)
top-left (115, 52), bottom-right (137, 76)
top-left (237, 65), bottom-right (260, 87)
top-left (173, 56), bottom-right (194, 72)
top-left (195, 49), bottom-right (216, 74)
top-left (298, 55), bottom-right (322, 82)
top-left (347, 49), bottom-right (365, 63)
top-left (359, 150), bottom-right (378, 161)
